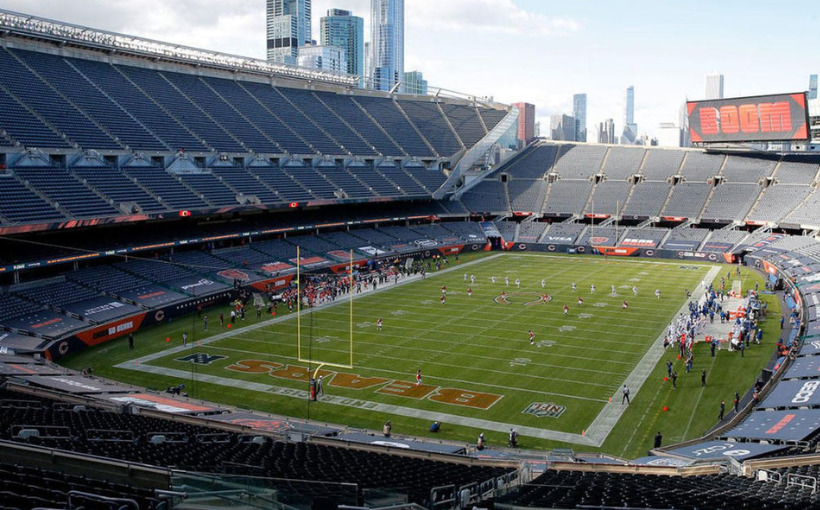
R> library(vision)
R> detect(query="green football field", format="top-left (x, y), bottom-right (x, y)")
top-left (62, 253), bottom-right (778, 458)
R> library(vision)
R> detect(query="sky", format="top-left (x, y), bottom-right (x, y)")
top-left (4, 0), bottom-right (818, 139)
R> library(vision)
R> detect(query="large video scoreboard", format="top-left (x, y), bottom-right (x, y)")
top-left (687, 92), bottom-right (809, 143)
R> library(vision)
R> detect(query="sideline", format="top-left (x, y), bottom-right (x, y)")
top-left (582, 265), bottom-right (722, 446)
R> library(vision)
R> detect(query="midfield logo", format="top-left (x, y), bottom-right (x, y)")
top-left (522, 402), bottom-right (566, 418)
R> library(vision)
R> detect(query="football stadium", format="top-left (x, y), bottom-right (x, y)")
top-left (1, 4), bottom-right (820, 510)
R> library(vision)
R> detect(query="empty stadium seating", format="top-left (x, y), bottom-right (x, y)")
top-left (0, 294), bottom-right (43, 324)
top-left (661, 182), bottom-right (711, 218)
top-left (376, 164), bottom-right (430, 196)
top-left (440, 103), bottom-right (488, 147)
top-left (602, 146), bottom-right (646, 179)
top-left (15, 167), bottom-right (119, 218)
top-left (621, 181), bottom-right (670, 217)
top-left (18, 49), bottom-right (168, 153)
top-left (783, 188), bottom-right (820, 226)
top-left (553, 144), bottom-right (607, 179)
top-left (701, 183), bottom-right (762, 221)
top-left (162, 72), bottom-right (269, 154)
top-left (502, 143), bottom-right (558, 179)
top-left (508, 179), bottom-right (547, 212)
top-left (202, 76), bottom-right (309, 154)
top-left (576, 226), bottom-right (621, 246)
top-left (73, 166), bottom-right (168, 214)
top-left (0, 48), bottom-right (121, 150)
top-left (7, 39), bottom-right (818, 231)
top-left (0, 387), bottom-right (512, 507)
top-left (179, 172), bottom-right (240, 206)
top-left (398, 100), bottom-right (463, 156)
top-left (245, 83), bottom-right (346, 155)
top-left (747, 185), bottom-right (813, 224)
top-left (541, 223), bottom-right (586, 245)
top-left (775, 159), bottom-right (820, 185)
top-left (0, 176), bottom-right (66, 223)
top-left (701, 229), bottom-right (748, 252)
top-left (641, 149), bottom-right (685, 181)
top-left (121, 166), bottom-right (210, 210)
top-left (0, 461), bottom-right (168, 510)
top-left (460, 180), bottom-right (509, 213)
top-left (0, 87), bottom-right (72, 149)
top-left (212, 165), bottom-right (281, 205)
top-left (543, 180), bottom-right (592, 215)
top-left (0, 45), bottom-right (512, 225)
top-left (317, 92), bottom-right (405, 156)
top-left (495, 220), bottom-right (517, 241)
top-left (440, 222), bottom-right (487, 243)
top-left (517, 222), bottom-right (548, 243)
top-left (586, 180), bottom-right (632, 215)
top-left (721, 154), bottom-right (777, 183)
top-left (500, 468), bottom-right (819, 509)
top-left (319, 163), bottom-right (376, 199)
top-left (680, 151), bottom-right (725, 181)
top-left (117, 65), bottom-right (245, 154)
top-left (619, 227), bottom-right (668, 248)
top-left (353, 96), bottom-right (435, 157)
top-left (661, 227), bottom-right (710, 250)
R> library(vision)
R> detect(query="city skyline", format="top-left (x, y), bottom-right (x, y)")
top-left (6, 0), bottom-right (817, 138)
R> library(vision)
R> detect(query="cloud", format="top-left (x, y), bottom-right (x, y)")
top-left (2, 0), bottom-right (266, 58)
top-left (407, 0), bottom-right (579, 37)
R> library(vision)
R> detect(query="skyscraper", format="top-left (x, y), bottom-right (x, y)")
top-left (297, 43), bottom-right (347, 72)
top-left (598, 119), bottom-right (615, 144)
top-left (320, 9), bottom-right (363, 77)
top-left (512, 102), bottom-right (535, 146)
top-left (369, 0), bottom-right (404, 91)
top-left (573, 93), bottom-right (587, 142)
top-left (403, 71), bottom-right (427, 95)
top-left (550, 114), bottom-right (576, 141)
top-left (809, 74), bottom-right (818, 100)
top-left (704, 73), bottom-right (724, 100)
top-left (622, 86), bottom-right (637, 143)
top-left (267, 0), bottom-right (312, 65)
